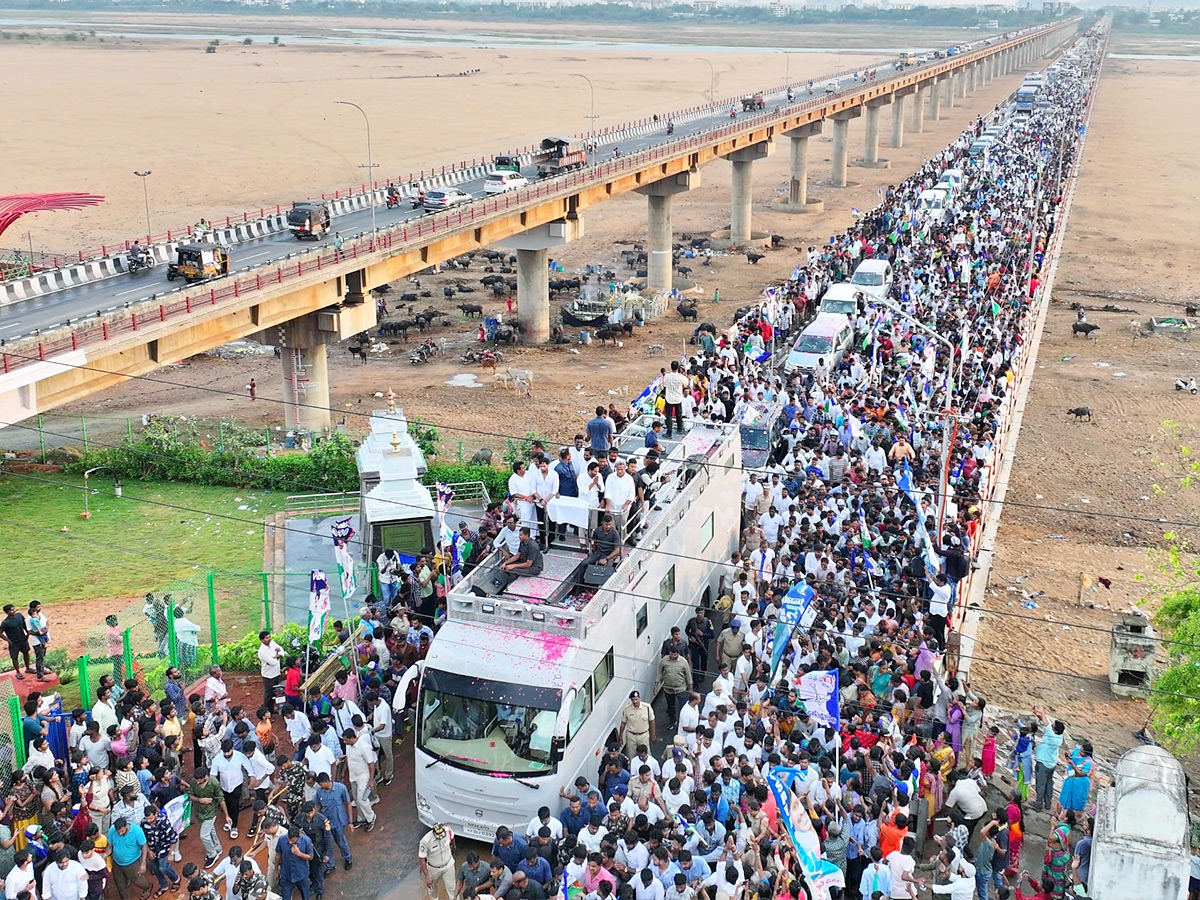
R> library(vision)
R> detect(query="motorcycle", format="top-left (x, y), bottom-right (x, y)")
top-left (787, 88), bottom-right (795, 102)
top-left (410, 192), bottom-right (425, 209)
top-left (1175, 377), bottom-right (1198, 395)
top-left (612, 147), bottom-right (622, 159)
top-left (729, 107), bottom-right (738, 119)
top-left (386, 192), bottom-right (400, 210)
top-left (126, 252), bottom-right (155, 274)
top-left (666, 121), bottom-right (675, 135)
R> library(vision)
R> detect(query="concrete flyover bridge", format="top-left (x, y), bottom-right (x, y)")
top-left (0, 19), bottom-right (1079, 434)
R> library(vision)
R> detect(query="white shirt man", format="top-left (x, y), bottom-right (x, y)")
top-left (304, 741), bottom-right (337, 780)
top-left (757, 508), bottom-right (785, 544)
top-left (257, 637), bottom-right (283, 681)
top-left (577, 467), bottom-right (603, 508)
top-left (677, 696), bottom-right (700, 748)
top-left (213, 854), bottom-right (260, 900)
top-left (742, 476), bottom-right (764, 513)
top-left (604, 464), bottom-right (637, 513)
top-left (5, 853), bottom-right (38, 900)
top-left (43, 854), bottom-right (87, 900)
top-left (283, 708), bottom-right (312, 746)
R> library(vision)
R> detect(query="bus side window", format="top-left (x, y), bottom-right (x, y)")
top-left (568, 677), bottom-right (593, 740)
top-left (593, 649), bottom-right (615, 698)
top-left (636, 604), bottom-right (648, 636)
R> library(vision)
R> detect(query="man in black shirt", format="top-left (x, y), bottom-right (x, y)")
top-left (0, 604), bottom-right (31, 679)
top-left (495, 529), bottom-right (544, 592)
top-left (584, 515), bottom-right (621, 567)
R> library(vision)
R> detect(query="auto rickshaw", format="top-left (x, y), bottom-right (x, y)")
top-left (167, 243), bottom-right (230, 283)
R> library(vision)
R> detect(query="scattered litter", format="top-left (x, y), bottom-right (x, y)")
top-left (1023, 602), bottom-right (1039, 609)
top-left (1035, 494), bottom-right (1044, 500)
top-left (1061, 355), bottom-right (1077, 361)
top-left (1113, 372), bottom-right (1127, 377)
top-left (1047, 535), bottom-right (1065, 540)
top-left (1081, 498), bottom-right (1090, 504)
top-left (1093, 361), bottom-right (1111, 368)
top-left (444, 374), bottom-right (483, 389)
top-left (237, 504), bottom-right (249, 510)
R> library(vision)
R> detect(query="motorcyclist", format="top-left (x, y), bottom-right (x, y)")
top-left (729, 105), bottom-right (737, 118)
top-left (807, 80), bottom-right (814, 93)
top-left (787, 87), bottom-right (795, 102)
top-left (612, 146), bottom-right (622, 159)
top-left (666, 120), bottom-right (675, 135)
top-left (386, 182), bottom-right (400, 207)
top-left (126, 241), bottom-right (150, 269)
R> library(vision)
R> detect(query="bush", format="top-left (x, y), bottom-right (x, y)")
top-left (66, 427), bottom-right (359, 492)
top-left (424, 463), bottom-right (508, 502)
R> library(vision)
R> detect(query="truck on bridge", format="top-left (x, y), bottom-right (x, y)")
top-left (535, 137), bottom-right (588, 178)
top-left (741, 92), bottom-right (766, 111)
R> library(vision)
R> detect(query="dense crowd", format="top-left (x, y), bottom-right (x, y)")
top-left (416, 31), bottom-right (1105, 900)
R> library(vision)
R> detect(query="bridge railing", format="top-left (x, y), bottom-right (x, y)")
top-left (0, 22), bottom-right (1076, 379)
top-left (9, 22), bottom-right (1069, 275)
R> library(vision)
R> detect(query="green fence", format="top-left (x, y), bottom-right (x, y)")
top-left (74, 565), bottom-right (375, 699)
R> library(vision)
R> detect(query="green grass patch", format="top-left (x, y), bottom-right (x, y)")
top-left (0, 472), bottom-right (285, 604)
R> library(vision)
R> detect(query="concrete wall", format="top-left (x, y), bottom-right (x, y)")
top-left (1089, 746), bottom-right (1189, 900)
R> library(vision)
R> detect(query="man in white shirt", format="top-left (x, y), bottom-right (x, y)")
top-left (677, 693), bottom-right (701, 748)
top-left (663, 361), bottom-right (690, 439)
top-left (742, 474), bottom-right (763, 518)
top-left (303, 735), bottom-right (337, 781)
top-left (213, 846), bottom-right (260, 900)
top-left (210, 740), bottom-right (252, 839)
top-left (604, 460), bottom-right (637, 515)
top-left (529, 458), bottom-right (560, 549)
top-left (342, 729), bottom-right (377, 831)
top-left (43, 849), bottom-right (87, 900)
top-left (282, 706), bottom-right (312, 756)
top-left (204, 666), bottom-right (230, 710)
top-left (525, 806), bottom-right (563, 843)
top-left (748, 540), bottom-right (775, 589)
top-left (256, 632), bottom-right (284, 709)
top-left (368, 692), bottom-right (394, 785)
top-left (930, 856), bottom-right (976, 899)
top-left (5, 849), bottom-right (38, 900)
top-left (757, 506), bottom-right (785, 544)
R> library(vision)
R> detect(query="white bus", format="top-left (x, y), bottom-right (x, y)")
top-left (398, 419), bottom-right (743, 839)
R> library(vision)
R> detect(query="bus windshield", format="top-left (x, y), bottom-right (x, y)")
top-left (418, 667), bottom-right (561, 776)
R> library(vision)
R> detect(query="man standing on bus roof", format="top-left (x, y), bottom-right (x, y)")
top-left (618, 690), bottom-right (655, 759)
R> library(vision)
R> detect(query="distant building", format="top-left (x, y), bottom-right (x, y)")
top-left (692, 0), bottom-right (718, 11)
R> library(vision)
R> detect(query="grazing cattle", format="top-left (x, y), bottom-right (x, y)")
top-left (1072, 322), bottom-right (1100, 338)
top-left (399, 292), bottom-right (418, 303)
top-left (458, 303), bottom-right (484, 318)
top-left (1067, 406), bottom-right (1093, 422)
top-left (470, 448), bottom-right (494, 466)
top-left (443, 286), bottom-right (456, 299)
top-left (677, 266), bottom-right (692, 278)
top-left (746, 252), bottom-right (765, 265)
top-left (677, 304), bottom-right (699, 322)
top-left (494, 326), bottom-right (518, 345)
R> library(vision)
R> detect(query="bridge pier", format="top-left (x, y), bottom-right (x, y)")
top-left (858, 100), bottom-right (891, 169)
top-left (910, 86), bottom-right (926, 134)
top-left (771, 122), bottom-right (824, 214)
top-left (970, 63), bottom-right (981, 92)
top-left (955, 70), bottom-right (967, 99)
top-left (723, 141), bottom-right (774, 242)
top-left (943, 76), bottom-right (956, 109)
top-left (891, 94), bottom-right (907, 149)
top-left (928, 79), bottom-right (943, 121)
top-left (280, 314), bottom-right (332, 436)
top-left (636, 172), bottom-right (701, 292)
top-left (498, 218), bottom-right (585, 343)
top-left (830, 109), bottom-right (861, 187)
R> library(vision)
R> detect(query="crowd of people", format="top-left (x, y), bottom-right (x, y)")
top-left (0, 619), bottom-right (425, 900)
top-left (423, 28), bottom-right (1105, 900)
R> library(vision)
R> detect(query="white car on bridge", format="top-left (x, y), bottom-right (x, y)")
top-left (483, 171), bottom-right (529, 195)
top-left (423, 188), bottom-right (472, 212)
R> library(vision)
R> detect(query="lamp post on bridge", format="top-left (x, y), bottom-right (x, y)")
top-left (569, 73), bottom-right (597, 162)
top-left (334, 100), bottom-right (378, 249)
top-left (133, 171), bottom-right (152, 241)
top-left (696, 57), bottom-right (715, 108)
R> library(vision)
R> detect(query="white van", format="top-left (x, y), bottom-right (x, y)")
top-left (824, 80), bottom-right (838, 94)
top-left (784, 313), bottom-right (854, 374)
top-left (939, 168), bottom-right (965, 187)
top-left (817, 282), bottom-right (863, 316)
top-left (849, 258), bottom-right (893, 301)
top-left (918, 188), bottom-right (949, 222)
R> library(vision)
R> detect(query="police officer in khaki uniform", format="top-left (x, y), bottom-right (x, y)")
top-left (617, 690), bottom-right (656, 759)
top-left (417, 823), bottom-right (455, 900)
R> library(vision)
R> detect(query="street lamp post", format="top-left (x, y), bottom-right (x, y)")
top-left (697, 57), bottom-right (715, 107)
top-left (569, 74), bottom-right (597, 161)
top-left (334, 101), bottom-right (378, 248)
top-left (134, 171), bottom-right (152, 241)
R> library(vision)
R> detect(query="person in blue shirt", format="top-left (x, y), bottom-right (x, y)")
top-left (313, 773), bottom-right (353, 871)
top-left (586, 407), bottom-right (614, 454)
top-left (516, 846), bottom-right (553, 892)
top-left (559, 796), bottom-right (589, 838)
top-left (107, 816), bottom-right (153, 900)
top-left (490, 826), bottom-right (527, 871)
top-left (706, 786), bottom-right (731, 831)
top-left (598, 762), bottom-right (630, 800)
top-left (277, 826), bottom-right (315, 900)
